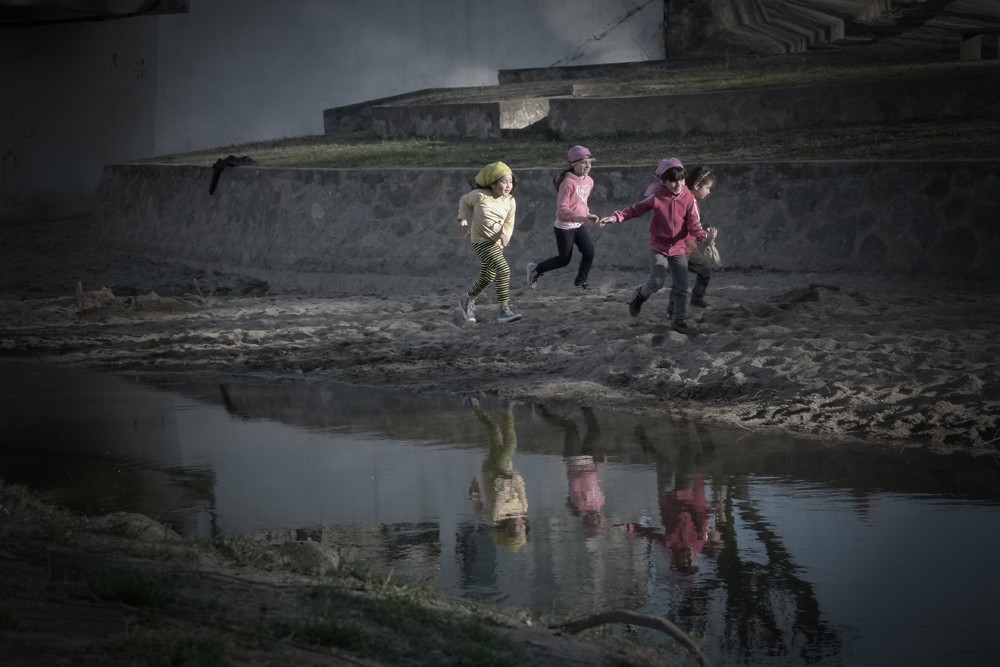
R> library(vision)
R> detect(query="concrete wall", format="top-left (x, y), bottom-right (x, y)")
top-left (1, 0), bottom-right (663, 223)
top-left (0, 17), bottom-right (159, 221)
top-left (549, 69), bottom-right (1000, 137)
top-left (96, 160), bottom-right (1000, 293)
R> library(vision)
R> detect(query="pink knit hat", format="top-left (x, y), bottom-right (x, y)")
top-left (655, 157), bottom-right (684, 179)
top-left (567, 145), bottom-right (592, 163)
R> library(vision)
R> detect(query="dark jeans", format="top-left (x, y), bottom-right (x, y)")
top-left (639, 251), bottom-right (689, 323)
top-left (536, 225), bottom-right (595, 284)
top-left (687, 248), bottom-right (713, 301)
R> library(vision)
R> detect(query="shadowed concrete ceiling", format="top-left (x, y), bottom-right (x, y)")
top-left (0, 0), bottom-right (187, 27)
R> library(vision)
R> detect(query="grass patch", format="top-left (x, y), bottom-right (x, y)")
top-left (604, 43), bottom-right (981, 94)
top-left (300, 581), bottom-right (516, 665)
top-left (0, 599), bottom-right (21, 631)
top-left (211, 536), bottom-right (286, 570)
top-left (86, 566), bottom-right (178, 607)
top-left (448, 619), bottom-right (510, 667)
top-left (276, 617), bottom-right (375, 652)
top-left (91, 632), bottom-right (231, 667)
top-left (143, 118), bottom-right (1000, 170)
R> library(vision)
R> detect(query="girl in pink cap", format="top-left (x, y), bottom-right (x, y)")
top-left (526, 145), bottom-right (600, 291)
top-left (599, 157), bottom-right (708, 334)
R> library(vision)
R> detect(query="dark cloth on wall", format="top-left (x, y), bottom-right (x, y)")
top-left (209, 154), bottom-right (257, 195)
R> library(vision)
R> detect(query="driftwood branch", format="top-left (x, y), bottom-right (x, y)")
top-left (551, 609), bottom-right (712, 667)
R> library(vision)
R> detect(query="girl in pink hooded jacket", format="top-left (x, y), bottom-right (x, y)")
top-left (600, 157), bottom-right (707, 334)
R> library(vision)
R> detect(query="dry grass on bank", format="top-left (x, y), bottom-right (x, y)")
top-left (144, 118), bottom-right (1000, 170)
top-left (0, 480), bottom-right (674, 667)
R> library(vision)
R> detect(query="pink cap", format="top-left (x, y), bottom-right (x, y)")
top-left (567, 145), bottom-right (592, 163)
top-left (655, 157), bottom-right (684, 178)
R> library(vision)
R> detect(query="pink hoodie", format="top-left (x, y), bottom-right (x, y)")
top-left (610, 183), bottom-right (706, 257)
top-left (554, 171), bottom-right (594, 230)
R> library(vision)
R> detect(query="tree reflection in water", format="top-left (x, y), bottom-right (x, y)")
top-left (631, 424), bottom-right (841, 663)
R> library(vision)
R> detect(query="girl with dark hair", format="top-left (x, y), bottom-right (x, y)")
top-left (599, 157), bottom-right (708, 334)
top-left (526, 145), bottom-right (600, 291)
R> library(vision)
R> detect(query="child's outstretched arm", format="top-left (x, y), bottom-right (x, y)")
top-left (599, 196), bottom-right (654, 227)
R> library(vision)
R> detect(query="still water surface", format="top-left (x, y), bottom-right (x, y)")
top-left (2, 361), bottom-right (999, 666)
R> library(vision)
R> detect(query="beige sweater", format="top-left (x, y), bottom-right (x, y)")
top-left (458, 190), bottom-right (517, 245)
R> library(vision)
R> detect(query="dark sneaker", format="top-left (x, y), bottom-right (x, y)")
top-left (526, 262), bottom-right (539, 289)
top-left (691, 297), bottom-right (708, 308)
top-left (459, 295), bottom-right (477, 322)
top-left (575, 280), bottom-right (590, 290)
top-left (498, 305), bottom-right (522, 323)
top-left (671, 320), bottom-right (698, 335)
top-left (628, 288), bottom-right (646, 317)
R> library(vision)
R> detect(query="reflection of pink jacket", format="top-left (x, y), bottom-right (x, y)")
top-left (660, 473), bottom-right (710, 555)
top-left (609, 182), bottom-right (706, 257)
top-left (566, 455), bottom-right (605, 513)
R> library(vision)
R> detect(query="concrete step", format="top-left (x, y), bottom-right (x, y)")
top-left (809, 0), bottom-right (892, 23)
top-left (772, 0), bottom-right (846, 42)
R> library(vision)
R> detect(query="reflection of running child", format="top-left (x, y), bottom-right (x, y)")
top-left (468, 400), bottom-right (529, 551)
top-left (660, 471), bottom-right (711, 572)
top-left (622, 471), bottom-right (712, 573)
top-left (538, 405), bottom-right (606, 538)
top-left (526, 145), bottom-right (600, 291)
top-left (599, 157), bottom-right (708, 334)
top-left (622, 435), bottom-right (715, 572)
top-left (457, 162), bottom-right (522, 324)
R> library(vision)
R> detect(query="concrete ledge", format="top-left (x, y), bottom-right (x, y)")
top-left (96, 160), bottom-right (1000, 295)
top-left (371, 99), bottom-right (550, 139)
top-left (548, 69), bottom-right (1000, 137)
top-left (959, 30), bottom-right (1000, 61)
top-left (322, 88), bottom-right (452, 134)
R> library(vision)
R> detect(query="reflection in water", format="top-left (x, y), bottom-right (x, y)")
top-left (538, 405), bottom-right (606, 540)
top-left (3, 362), bottom-right (1000, 666)
top-left (715, 486), bottom-right (841, 664)
top-left (468, 399), bottom-right (529, 551)
top-left (625, 426), bottom-right (717, 573)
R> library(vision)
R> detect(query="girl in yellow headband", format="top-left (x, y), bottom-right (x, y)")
top-left (457, 162), bottom-right (522, 323)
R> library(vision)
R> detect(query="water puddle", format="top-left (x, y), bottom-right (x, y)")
top-left (2, 361), bottom-right (999, 665)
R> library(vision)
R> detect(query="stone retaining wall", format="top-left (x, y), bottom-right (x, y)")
top-left (96, 160), bottom-right (1000, 295)
top-left (548, 69), bottom-right (1000, 137)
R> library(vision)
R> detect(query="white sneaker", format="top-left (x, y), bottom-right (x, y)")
top-left (526, 262), bottom-right (539, 289)
top-left (498, 305), bottom-right (522, 323)
top-left (458, 295), bottom-right (477, 322)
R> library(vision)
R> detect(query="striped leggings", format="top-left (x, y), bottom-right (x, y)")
top-left (468, 241), bottom-right (511, 304)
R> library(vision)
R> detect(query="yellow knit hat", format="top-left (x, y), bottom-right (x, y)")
top-left (475, 161), bottom-right (512, 187)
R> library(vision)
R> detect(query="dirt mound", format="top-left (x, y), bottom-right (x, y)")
top-left (771, 283), bottom-right (873, 318)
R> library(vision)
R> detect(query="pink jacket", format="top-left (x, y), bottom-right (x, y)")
top-left (555, 172), bottom-right (594, 229)
top-left (566, 455), bottom-right (606, 513)
top-left (610, 183), bottom-right (706, 256)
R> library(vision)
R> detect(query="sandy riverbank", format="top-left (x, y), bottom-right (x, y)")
top-left (1, 217), bottom-right (997, 451)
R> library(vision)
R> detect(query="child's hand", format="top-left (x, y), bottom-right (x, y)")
top-left (598, 215), bottom-right (615, 227)
top-left (686, 240), bottom-right (697, 250)
top-left (458, 218), bottom-right (468, 229)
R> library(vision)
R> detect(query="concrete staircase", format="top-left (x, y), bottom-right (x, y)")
top-left (682, 0), bottom-right (893, 55)
top-left (322, 0), bottom-right (1000, 140)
